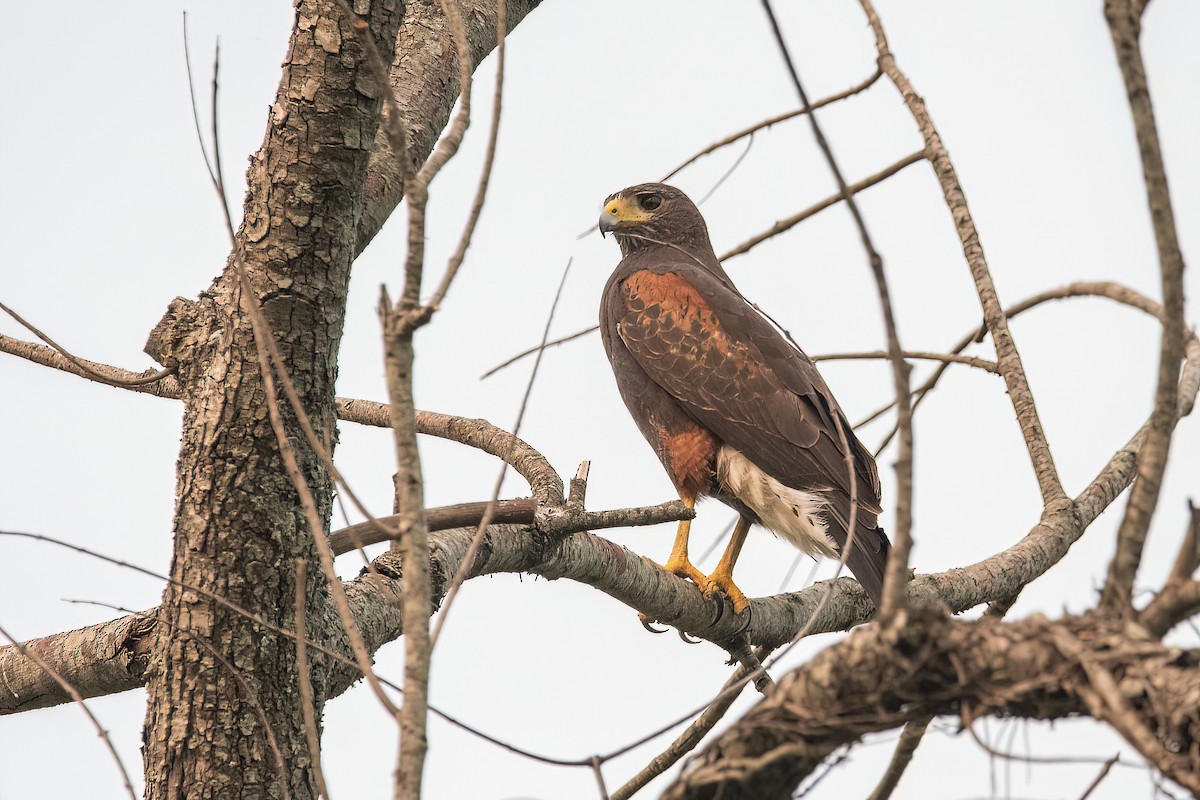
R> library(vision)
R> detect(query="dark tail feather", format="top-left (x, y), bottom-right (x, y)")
top-left (827, 514), bottom-right (891, 610)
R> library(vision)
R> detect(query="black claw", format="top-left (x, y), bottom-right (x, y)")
top-left (679, 630), bottom-right (700, 644)
top-left (734, 604), bottom-right (753, 636)
top-left (710, 590), bottom-right (726, 624)
top-left (640, 616), bottom-right (668, 634)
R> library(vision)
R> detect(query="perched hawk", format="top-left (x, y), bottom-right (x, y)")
top-left (598, 183), bottom-right (890, 614)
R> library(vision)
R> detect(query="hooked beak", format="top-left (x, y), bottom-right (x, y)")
top-left (598, 209), bottom-right (620, 238)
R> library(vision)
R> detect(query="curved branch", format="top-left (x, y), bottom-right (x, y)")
top-left (5, 321), bottom-right (1197, 719)
top-left (0, 333), bottom-right (564, 508)
top-left (1100, 0), bottom-right (1189, 613)
top-left (663, 614), bottom-right (1200, 799)
top-left (865, 281), bottom-right (1172, 452)
top-left (660, 70), bottom-right (882, 182)
top-left (859, 0), bottom-right (1066, 508)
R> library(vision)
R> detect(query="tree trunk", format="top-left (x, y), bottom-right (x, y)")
top-left (140, 3), bottom-right (402, 797)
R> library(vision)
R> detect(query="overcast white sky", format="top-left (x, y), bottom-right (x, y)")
top-left (2, 1), bottom-right (1198, 798)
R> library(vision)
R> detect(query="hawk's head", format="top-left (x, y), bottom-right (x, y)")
top-left (599, 183), bottom-right (712, 257)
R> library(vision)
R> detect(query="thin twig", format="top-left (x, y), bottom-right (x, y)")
top-left (0, 301), bottom-right (175, 388)
top-left (431, 257), bottom-right (574, 647)
top-left (480, 324), bottom-right (599, 380)
top-left (814, 349), bottom-right (998, 374)
top-left (695, 133), bottom-right (755, 205)
top-left (857, 0), bottom-right (1066, 509)
top-left (661, 70), bottom-right (882, 181)
top-left (1100, 0), bottom-right (1188, 614)
top-left (761, 0), bottom-right (912, 622)
top-left (0, 622), bottom-right (137, 800)
top-left (181, 12), bottom-right (218, 188)
top-left (591, 756), bottom-right (610, 800)
top-left (295, 559), bottom-right (331, 800)
top-left (611, 649), bottom-right (770, 800)
top-left (1078, 754), bottom-right (1121, 800)
top-left (420, 0), bottom-right (507, 321)
top-left (718, 150), bottom-right (925, 262)
top-left (867, 715), bottom-right (931, 800)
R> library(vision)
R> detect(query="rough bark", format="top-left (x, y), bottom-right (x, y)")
top-left (138, 3), bottom-right (403, 798)
top-left (664, 612), bottom-right (1200, 799)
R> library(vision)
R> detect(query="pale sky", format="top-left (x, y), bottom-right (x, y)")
top-left (2, 1), bottom-right (1198, 798)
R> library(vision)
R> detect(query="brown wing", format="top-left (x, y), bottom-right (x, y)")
top-left (614, 265), bottom-right (882, 515)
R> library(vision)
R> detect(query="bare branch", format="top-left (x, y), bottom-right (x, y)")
top-left (1078, 755), bottom-right (1121, 800)
top-left (760, 0), bottom-right (913, 622)
top-left (858, 0), bottom-right (1067, 509)
top-left (480, 324), bottom-right (599, 380)
top-left (329, 498), bottom-right (534, 553)
top-left (814, 349), bottom-right (999, 374)
top-left (866, 716), bottom-right (931, 800)
top-left (661, 69), bottom-right (882, 182)
top-left (432, 256), bottom-right (573, 647)
top-left (0, 302), bottom-right (175, 389)
top-left (591, 757), bottom-right (610, 800)
top-left (0, 621), bottom-right (137, 800)
top-left (421, 0), bottom-right (507, 319)
top-left (1139, 500), bottom-right (1200, 636)
top-left (611, 650), bottom-right (769, 800)
top-left (718, 150), bottom-right (925, 262)
top-left (1100, 0), bottom-right (1189, 614)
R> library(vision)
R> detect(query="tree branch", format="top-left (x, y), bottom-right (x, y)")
top-left (865, 716), bottom-right (931, 800)
top-left (1099, 0), bottom-right (1188, 614)
top-left (353, 0), bottom-right (542, 255)
top-left (718, 151), bottom-right (925, 262)
top-left (858, 0), bottom-right (1067, 509)
top-left (664, 613), bottom-right (1200, 799)
top-left (5, 317), bottom-right (1196, 721)
top-left (660, 70), bottom-right (882, 182)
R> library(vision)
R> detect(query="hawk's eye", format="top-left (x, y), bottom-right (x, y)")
top-left (639, 194), bottom-right (662, 211)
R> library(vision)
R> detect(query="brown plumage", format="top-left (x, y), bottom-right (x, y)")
top-left (598, 183), bottom-right (890, 613)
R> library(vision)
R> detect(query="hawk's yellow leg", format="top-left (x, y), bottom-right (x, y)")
top-left (704, 516), bottom-right (751, 614)
top-left (659, 496), bottom-right (707, 585)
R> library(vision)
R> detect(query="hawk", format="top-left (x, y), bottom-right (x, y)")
top-left (598, 183), bottom-right (890, 614)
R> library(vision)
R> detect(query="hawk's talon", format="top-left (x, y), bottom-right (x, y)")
top-left (638, 613), bottom-right (668, 634)
top-left (678, 630), bottom-right (700, 644)
top-left (703, 573), bottom-right (751, 616)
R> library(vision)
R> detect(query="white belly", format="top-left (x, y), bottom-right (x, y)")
top-left (715, 446), bottom-right (839, 558)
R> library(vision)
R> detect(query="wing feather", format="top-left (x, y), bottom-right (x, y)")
top-left (614, 264), bottom-right (882, 515)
